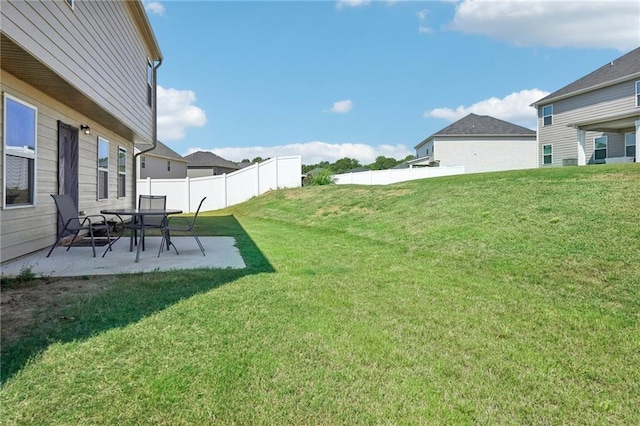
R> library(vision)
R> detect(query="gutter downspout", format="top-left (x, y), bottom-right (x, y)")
top-left (133, 58), bottom-right (163, 206)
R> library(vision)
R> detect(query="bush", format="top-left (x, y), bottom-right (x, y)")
top-left (303, 169), bottom-right (336, 186)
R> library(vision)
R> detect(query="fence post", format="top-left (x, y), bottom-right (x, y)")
top-left (185, 176), bottom-right (191, 213)
top-left (223, 173), bottom-right (228, 208)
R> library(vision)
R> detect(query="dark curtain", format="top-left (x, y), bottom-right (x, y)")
top-left (57, 121), bottom-right (79, 236)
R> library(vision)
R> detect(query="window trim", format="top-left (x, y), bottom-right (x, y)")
top-left (542, 144), bottom-right (552, 165)
top-left (636, 81), bottom-right (640, 108)
top-left (167, 160), bottom-right (171, 172)
top-left (542, 105), bottom-right (553, 126)
top-left (65, 0), bottom-right (74, 10)
top-left (625, 132), bottom-right (636, 158)
top-left (594, 135), bottom-right (608, 161)
top-left (97, 136), bottom-right (109, 200)
top-left (3, 93), bottom-right (38, 209)
top-left (117, 146), bottom-right (126, 199)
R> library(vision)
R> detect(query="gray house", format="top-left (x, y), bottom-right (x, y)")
top-left (138, 140), bottom-right (188, 179)
top-left (1, 0), bottom-right (162, 261)
top-left (413, 113), bottom-right (538, 174)
top-left (531, 47), bottom-right (639, 167)
top-left (184, 151), bottom-right (240, 177)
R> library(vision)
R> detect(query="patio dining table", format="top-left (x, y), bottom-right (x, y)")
top-left (100, 208), bottom-right (182, 262)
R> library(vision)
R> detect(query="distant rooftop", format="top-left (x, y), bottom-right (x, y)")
top-left (183, 151), bottom-right (240, 170)
top-left (144, 140), bottom-right (185, 161)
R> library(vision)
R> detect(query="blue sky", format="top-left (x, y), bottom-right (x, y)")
top-left (144, 0), bottom-right (640, 164)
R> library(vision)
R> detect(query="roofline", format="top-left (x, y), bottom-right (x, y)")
top-left (142, 153), bottom-right (188, 162)
top-left (531, 72), bottom-right (640, 107)
top-left (126, 1), bottom-right (163, 61)
top-left (414, 133), bottom-right (536, 149)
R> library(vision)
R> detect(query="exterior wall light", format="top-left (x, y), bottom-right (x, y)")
top-left (80, 125), bottom-right (91, 135)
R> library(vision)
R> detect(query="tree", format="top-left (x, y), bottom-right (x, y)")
top-left (369, 156), bottom-right (399, 170)
top-left (331, 157), bottom-right (361, 174)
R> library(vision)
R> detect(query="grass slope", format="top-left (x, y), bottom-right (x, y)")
top-left (2, 164), bottom-right (639, 424)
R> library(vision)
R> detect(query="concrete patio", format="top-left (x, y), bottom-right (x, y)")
top-left (0, 236), bottom-right (246, 278)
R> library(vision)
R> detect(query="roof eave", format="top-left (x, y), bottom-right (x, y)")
top-left (531, 72), bottom-right (640, 107)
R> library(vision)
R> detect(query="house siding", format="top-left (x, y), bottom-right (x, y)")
top-left (1, 0), bottom-right (154, 142)
top-left (139, 156), bottom-right (188, 179)
top-left (433, 137), bottom-right (538, 174)
top-left (1, 72), bottom-right (135, 261)
top-left (537, 79), bottom-right (638, 166)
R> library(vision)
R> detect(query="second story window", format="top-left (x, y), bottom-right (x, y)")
top-left (167, 160), bottom-right (171, 171)
top-left (542, 105), bottom-right (553, 126)
top-left (147, 60), bottom-right (153, 107)
top-left (636, 81), bottom-right (640, 107)
top-left (141, 155), bottom-right (146, 169)
top-left (98, 137), bottom-right (109, 199)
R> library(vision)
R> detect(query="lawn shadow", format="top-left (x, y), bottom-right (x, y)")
top-left (1, 215), bottom-right (273, 384)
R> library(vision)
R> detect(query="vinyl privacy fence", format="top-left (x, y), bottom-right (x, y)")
top-left (333, 166), bottom-right (465, 185)
top-left (137, 156), bottom-right (302, 213)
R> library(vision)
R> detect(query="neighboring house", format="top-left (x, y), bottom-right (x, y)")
top-left (531, 47), bottom-right (640, 167)
top-left (413, 113), bottom-right (538, 174)
top-left (184, 151), bottom-right (240, 178)
top-left (138, 140), bottom-right (188, 179)
top-left (1, 0), bottom-right (162, 261)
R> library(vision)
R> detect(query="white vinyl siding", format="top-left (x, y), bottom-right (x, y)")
top-left (3, 93), bottom-right (37, 208)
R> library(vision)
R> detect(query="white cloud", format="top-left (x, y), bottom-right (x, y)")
top-left (157, 86), bottom-right (207, 141)
top-left (448, 0), bottom-right (640, 51)
top-left (417, 9), bottom-right (434, 34)
top-left (423, 88), bottom-right (550, 129)
top-left (336, 0), bottom-right (371, 9)
top-left (330, 99), bottom-right (354, 113)
top-left (144, 1), bottom-right (165, 16)
top-left (185, 142), bottom-right (413, 165)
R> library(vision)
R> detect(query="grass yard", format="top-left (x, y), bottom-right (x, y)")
top-left (1, 164), bottom-right (639, 424)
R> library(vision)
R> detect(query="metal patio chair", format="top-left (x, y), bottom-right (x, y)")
top-left (158, 197), bottom-right (207, 257)
top-left (130, 194), bottom-right (167, 251)
top-left (46, 194), bottom-right (112, 258)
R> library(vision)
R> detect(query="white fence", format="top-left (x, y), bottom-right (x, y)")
top-left (333, 166), bottom-right (465, 185)
top-left (137, 156), bottom-right (302, 213)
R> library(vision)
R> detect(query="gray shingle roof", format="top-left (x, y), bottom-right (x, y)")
top-left (145, 140), bottom-right (185, 161)
top-left (533, 47), bottom-right (640, 106)
top-left (183, 151), bottom-right (240, 169)
top-left (434, 113), bottom-right (535, 136)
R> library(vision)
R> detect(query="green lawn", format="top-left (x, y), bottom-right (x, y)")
top-left (2, 164), bottom-right (639, 424)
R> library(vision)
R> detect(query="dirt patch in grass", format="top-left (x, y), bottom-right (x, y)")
top-left (1, 276), bottom-right (116, 344)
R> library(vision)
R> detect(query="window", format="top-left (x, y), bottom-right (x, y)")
top-left (147, 60), bottom-right (153, 107)
top-left (542, 105), bottom-right (553, 126)
top-left (167, 160), bottom-right (171, 171)
top-left (118, 147), bottom-right (126, 198)
top-left (4, 94), bottom-right (37, 208)
top-left (543, 144), bottom-right (552, 165)
top-left (594, 136), bottom-right (607, 161)
top-left (636, 81), bottom-right (640, 107)
top-left (65, 0), bottom-right (74, 10)
top-left (141, 155), bottom-right (146, 169)
top-left (98, 137), bottom-right (109, 199)
top-left (625, 132), bottom-right (636, 157)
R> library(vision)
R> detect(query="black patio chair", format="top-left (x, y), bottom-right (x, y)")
top-left (158, 197), bottom-right (207, 257)
top-left (130, 194), bottom-right (167, 251)
top-left (46, 194), bottom-right (112, 258)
